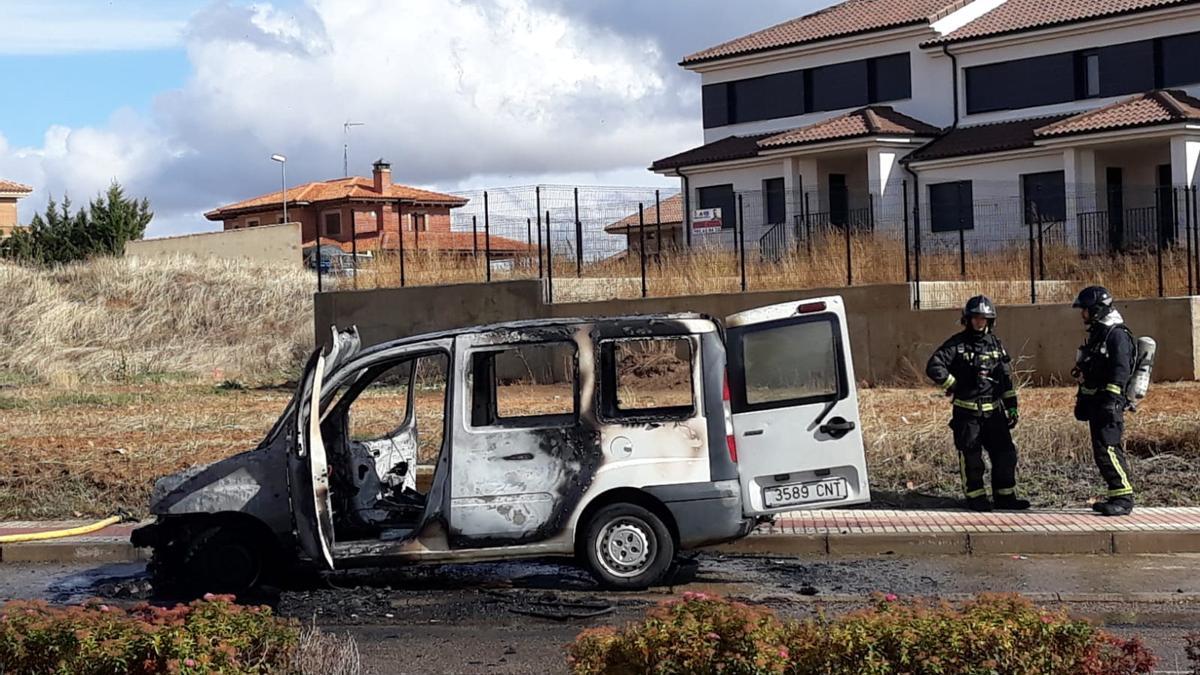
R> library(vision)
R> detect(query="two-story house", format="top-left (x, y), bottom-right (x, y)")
top-left (653, 0), bottom-right (1200, 255)
top-left (205, 160), bottom-right (531, 258)
top-left (0, 179), bottom-right (33, 238)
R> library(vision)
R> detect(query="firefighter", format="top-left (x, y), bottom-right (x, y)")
top-left (1072, 286), bottom-right (1136, 516)
top-left (926, 296), bottom-right (1030, 512)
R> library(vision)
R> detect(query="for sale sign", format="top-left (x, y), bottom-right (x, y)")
top-left (692, 208), bottom-right (723, 235)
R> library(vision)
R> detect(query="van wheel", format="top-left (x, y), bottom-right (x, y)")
top-left (182, 525), bottom-right (266, 595)
top-left (582, 503), bottom-right (674, 590)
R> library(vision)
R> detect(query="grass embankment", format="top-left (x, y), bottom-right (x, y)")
top-left (1, 381), bottom-right (1196, 520)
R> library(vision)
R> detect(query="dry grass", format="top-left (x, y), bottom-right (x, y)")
top-left (0, 256), bottom-right (314, 385)
top-left (342, 234), bottom-right (1199, 305)
top-left (292, 621), bottom-right (361, 675)
top-left (2, 380), bottom-right (1197, 520)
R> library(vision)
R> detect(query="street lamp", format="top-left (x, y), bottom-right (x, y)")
top-left (270, 154), bottom-right (288, 224)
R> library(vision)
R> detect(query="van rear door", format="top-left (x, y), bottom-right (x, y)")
top-left (725, 296), bottom-right (869, 517)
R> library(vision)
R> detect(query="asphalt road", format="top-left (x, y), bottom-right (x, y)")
top-left (4, 553), bottom-right (1200, 673)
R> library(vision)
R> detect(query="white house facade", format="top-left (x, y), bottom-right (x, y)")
top-left (653, 0), bottom-right (1200, 256)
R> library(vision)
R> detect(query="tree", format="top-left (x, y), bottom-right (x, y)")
top-left (0, 181), bottom-right (152, 264)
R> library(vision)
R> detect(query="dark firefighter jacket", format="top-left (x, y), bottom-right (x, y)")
top-left (926, 330), bottom-right (1018, 414)
top-left (1077, 321), bottom-right (1136, 400)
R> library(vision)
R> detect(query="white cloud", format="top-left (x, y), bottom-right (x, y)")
top-left (0, 1), bottom-right (188, 54)
top-left (0, 0), bottom-right (701, 236)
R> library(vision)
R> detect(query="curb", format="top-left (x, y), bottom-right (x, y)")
top-left (0, 540), bottom-right (148, 564)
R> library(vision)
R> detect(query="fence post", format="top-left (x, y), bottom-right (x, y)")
top-left (484, 191), bottom-right (491, 283)
top-left (472, 215), bottom-right (478, 258)
top-left (1027, 215), bottom-right (1036, 304)
top-left (1157, 206), bottom-right (1165, 298)
top-left (396, 202), bottom-right (405, 288)
top-left (683, 180), bottom-right (692, 249)
top-left (958, 227), bottom-right (966, 279)
top-left (1180, 187), bottom-right (1190, 295)
top-left (535, 186), bottom-right (543, 279)
top-left (844, 210), bottom-right (853, 287)
top-left (913, 200), bottom-right (922, 310)
top-left (1194, 186), bottom-right (1200, 295)
top-left (639, 203), bottom-right (648, 298)
top-left (738, 194), bottom-right (747, 292)
top-left (315, 229), bottom-right (324, 293)
top-left (574, 187), bottom-right (583, 278)
top-left (545, 209), bottom-right (553, 302)
top-left (654, 189), bottom-right (663, 269)
top-left (902, 181), bottom-right (911, 283)
top-left (1037, 211), bottom-right (1046, 281)
top-left (804, 193), bottom-right (812, 257)
top-left (526, 218), bottom-right (533, 272)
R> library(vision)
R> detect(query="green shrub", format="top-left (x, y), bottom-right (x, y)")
top-left (568, 593), bottom-right (1155, 675)
top-left (0, 595), bottom-right (298, 674)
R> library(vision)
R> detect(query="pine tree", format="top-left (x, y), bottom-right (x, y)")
top-left (0, 181), bottom-right (153, 264)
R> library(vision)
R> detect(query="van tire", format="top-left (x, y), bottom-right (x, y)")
top-left (581, 503), bottom-right (675, 590)
top-left (181, 524), bottom-right (266, 595)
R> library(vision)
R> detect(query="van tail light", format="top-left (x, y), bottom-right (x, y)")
top-left (722, 372), bottom-right (738, 463)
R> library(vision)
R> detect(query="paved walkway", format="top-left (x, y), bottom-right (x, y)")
top-left (764, 507), bottom-right (1200, 535)
top-left (4, 510), bottom-right (1200, 563)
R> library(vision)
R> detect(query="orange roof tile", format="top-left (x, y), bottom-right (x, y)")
top-left (682, 0), bottom-right (963, 65)
top-left (758, 106), bottom-right (939, 148)
top-left (1035, 90), bottom-right (1200, 137)
top-left (605, 194), bottom-right (685, 234)
top-left (206, 177), bottom-right (467, 219)
top-left (926, 0), bottom-right (1199, 46)
top-left (0, 179), bottom-right (33, 194)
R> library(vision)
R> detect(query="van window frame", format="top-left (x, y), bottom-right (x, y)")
top-left (597, 336), bottom-right (698, 422)
top-left (465, 339), bottom-right (580, 431)
top-left (726, 313), bottom-right (848, 414)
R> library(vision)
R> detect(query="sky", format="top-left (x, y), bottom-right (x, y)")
top-left (0, 0), bottom-right (819, 236)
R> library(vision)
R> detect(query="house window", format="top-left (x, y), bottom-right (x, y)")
top-left (965, 53), bottom-right (1075, 114)
top-left (1021, 171), bottom-right (1067, 224)
top-left (1161, 31), bottom-right (1200, 88)
top-left (469, 342), bottom-right (577, 428)
top-left (1081, 50), bottom-right (1101, 98)
top-left (411, 213), bottom-right (427, 232)
top-left (808, 60), bottom-right (868, 113)
top-left (324, 212), bottom-right (342, 236)
top-left (698, 184), bottom-right (736, 230)
top-left (764, 178), bottom-right (786, 225)
top-left (929, 181), bottom-right (974, 233)
top-left (599, 337), bottom-right (695, 420)
top-left (245, 218), bottom-right (260, 227)
top-left (867, 53), bottom-right (911, 104)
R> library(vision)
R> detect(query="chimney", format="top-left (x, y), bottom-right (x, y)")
top-left (372, 158), bottom-right (392, 192)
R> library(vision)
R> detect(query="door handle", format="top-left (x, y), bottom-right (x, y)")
top-left (743, 429), bottom-right (764, 436)
top-left (501, 452), bottom-right (534, 461)
top-left (818, 417), bottom-right (856, 439)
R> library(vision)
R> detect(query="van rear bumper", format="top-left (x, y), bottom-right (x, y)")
top-left (645, 479), bottom-right (755, 549)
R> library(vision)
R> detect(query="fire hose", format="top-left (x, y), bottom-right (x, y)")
top-left (0, 511), bottom-right (134, 544)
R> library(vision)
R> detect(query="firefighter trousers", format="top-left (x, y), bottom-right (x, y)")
top-left (1086, 396), bottom-right (1134, 499)
top-left (949, 408), bottom-right (1018, 499)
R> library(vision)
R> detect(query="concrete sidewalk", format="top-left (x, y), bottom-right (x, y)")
top-left (3, 508), bottom-right (1200, 564)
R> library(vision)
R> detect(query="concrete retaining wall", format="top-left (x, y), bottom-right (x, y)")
top-left (126, 222), bottom-right (301, 266)
top-left (313, 281), bottom-right (1199, 384)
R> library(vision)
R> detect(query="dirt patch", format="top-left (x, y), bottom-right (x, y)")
top-left (1, 381), bottom-right (1197, 519)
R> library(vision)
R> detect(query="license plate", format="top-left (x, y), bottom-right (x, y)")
top-left (763, 477), bottom-right (848, 507)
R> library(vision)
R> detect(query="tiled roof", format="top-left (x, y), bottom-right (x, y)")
top-left (652, 107), bottom-right (936, 171)
top-left (1035, 90), bottom-right (1200, 137)
top-left (0, 179), bottom-right (33, 194)
top-left (904, 114), bottom-right (1073, 162)
top-left (682, 0), bottom-right (962, 65)
top-left (926, 0), bottom-right (1200, 46)
top-left (651, 133), bottom-right (774, 172)
top-left (605, 194), bottom-right (685, 234)
top-left (759, 106), bottom-right (939, 148)
top-left (206, 177), bottom-right (467, 219)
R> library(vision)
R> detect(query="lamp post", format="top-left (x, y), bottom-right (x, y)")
top-left (270, 154), bottom-right (287, 224)
top-left (343, 122), bottom-right (365, 177)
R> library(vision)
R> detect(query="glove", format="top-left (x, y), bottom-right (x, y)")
top-left (1073, 396), bottom-right (1088, 422)
top-left (1007, 408), bottom-right (1018, 429)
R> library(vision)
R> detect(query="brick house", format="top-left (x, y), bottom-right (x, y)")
top-left (604, 193), bottom-right (685, 255)
top-left (0, 179), bottom-right (33, 238)
top-left (204, 160), bottom-right (530, 257)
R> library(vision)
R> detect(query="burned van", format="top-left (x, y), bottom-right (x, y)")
top-left (133, 297), bottom-right (869, 591)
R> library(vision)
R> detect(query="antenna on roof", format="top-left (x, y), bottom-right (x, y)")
top-left (343, 121), bottom-right (365, 177)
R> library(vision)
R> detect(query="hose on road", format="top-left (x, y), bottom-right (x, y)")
top-left (0, 512), bottom-right (133, 544)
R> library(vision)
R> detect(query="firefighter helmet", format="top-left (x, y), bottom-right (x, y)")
top-left (961, 295), bottom-right (997, 330)
top-left (1072, 286), bottom-right (1114, 322)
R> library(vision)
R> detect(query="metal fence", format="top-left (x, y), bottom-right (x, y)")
top-left (316, 182), bottom-right (1200, 309)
